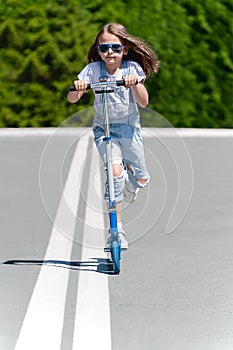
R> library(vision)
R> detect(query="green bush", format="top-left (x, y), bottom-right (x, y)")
top-left (0, 0), bottom-right (232, 128)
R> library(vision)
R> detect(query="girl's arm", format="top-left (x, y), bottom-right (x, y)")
top-left (133, 82), bottom-right (149, 107)
top-left (124, 75), bottom-right (149, 107)
top-left (67, 79), bottom-right (88, 103)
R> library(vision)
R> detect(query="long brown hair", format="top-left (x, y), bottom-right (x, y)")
top-left (87, 23), bottom-right (160, 78)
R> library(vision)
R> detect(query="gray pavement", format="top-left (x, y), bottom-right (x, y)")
top-left (0, 128), bottom-right (233, 350)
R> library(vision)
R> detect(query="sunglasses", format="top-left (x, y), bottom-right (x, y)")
top-left (98, 43), bottom-right (125, 53)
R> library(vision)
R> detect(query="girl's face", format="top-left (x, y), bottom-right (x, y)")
top-left (98, 32), bottom-right (128, 68)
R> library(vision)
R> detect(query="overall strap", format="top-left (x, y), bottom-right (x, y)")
top-left (122, 60), bottom-right (128, 77)
top-left (100, 60), bottom-right (106, 79)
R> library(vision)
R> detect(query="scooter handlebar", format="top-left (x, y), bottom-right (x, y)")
top-left (69, 79), bottom-right (138, 92)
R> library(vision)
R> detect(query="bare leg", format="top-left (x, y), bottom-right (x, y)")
top-left (107, 164), bottom-right (128, 249)
top-left (116, 201), bottom-right (122, 223)
top-left (112, 163), bottom-right (124, 224)
top-left (106, 201), bottom-right (122, 223)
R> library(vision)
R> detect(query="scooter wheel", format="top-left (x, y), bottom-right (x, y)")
top-left (111, 241), bottom-right (121, 274)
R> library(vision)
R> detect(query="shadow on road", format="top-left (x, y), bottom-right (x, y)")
top-left (2, 258), bottom-right (115, 274)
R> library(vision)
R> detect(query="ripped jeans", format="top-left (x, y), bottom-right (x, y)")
top-left (93, 124), bottom-right (150, 202)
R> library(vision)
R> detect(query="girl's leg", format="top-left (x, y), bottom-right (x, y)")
top-left (94, 128), bottom-right (125, 227)
top-left (112, 163), bottom-right (123, 223)
top-left (107, 163), bottom-right (128, 249)
top-left (120, 125), bottom-right (150, 202)
top-left (93, 125), bottom-right (125, 205)
top-left (106, 200), bottom-right (122, 225)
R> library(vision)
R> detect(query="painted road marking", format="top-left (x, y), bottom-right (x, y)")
top-left (72, 146), bottom-right (112, 350)
top-left (15, 134), bottom-right (89, 350)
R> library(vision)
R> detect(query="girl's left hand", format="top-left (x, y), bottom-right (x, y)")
top-left (123, 75), bottom-right (138, 88)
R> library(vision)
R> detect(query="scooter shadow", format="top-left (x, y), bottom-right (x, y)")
top-left (3, 258), bottom-right (115, 275)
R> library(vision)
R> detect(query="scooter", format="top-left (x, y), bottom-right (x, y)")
top-left (70, 79), bottom-right (126, 273)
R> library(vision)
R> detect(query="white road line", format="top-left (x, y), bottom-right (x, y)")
top-left (15, 135), bottom-right (89, 350)
top-left (72, 146), bottom-right (112, 350)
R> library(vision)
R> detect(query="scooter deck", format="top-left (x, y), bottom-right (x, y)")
top-left (104, 247), bottom-right (127, 252)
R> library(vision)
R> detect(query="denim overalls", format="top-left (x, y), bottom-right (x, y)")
top-left (92, 60), bottom-right (150, 202)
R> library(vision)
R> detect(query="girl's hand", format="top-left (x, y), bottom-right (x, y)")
top-left (123, 75), bottom-right (138, 88)
top-left (67, 79), bottom-right (88, 103)
top-left (73, 79), bottom-right (89, 92)
top-left (124, 75), bottom-right (149, 107)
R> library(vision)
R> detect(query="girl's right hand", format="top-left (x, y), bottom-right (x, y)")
top-left (73, 79), bottom-right (89, 92)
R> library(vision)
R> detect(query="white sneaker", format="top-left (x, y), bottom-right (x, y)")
top-left (124, 181), bottom-right (139, 203)
top-left (119, 231), bottom-right (128, 250)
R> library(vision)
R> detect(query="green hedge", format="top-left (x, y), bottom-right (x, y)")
top-left (0, 0), bottom-right (232, 127)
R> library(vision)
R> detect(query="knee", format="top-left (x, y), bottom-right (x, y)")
top-left (104, 164), bottom-right (125, 202)
top-left (136, 178), bottom-right (147, 185)
top-left (126, 162), bottom-right (150, 188)
top-left (127, 164), bottom-right (147, 184)
top-left (113, 163), bottom-right (123, 177)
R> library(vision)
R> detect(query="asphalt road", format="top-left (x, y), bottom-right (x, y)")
top-left (0, 128), bottom-right (232, 350)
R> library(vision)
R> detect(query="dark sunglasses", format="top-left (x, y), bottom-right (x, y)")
top-left (98, 43), bottom-right (125, 53)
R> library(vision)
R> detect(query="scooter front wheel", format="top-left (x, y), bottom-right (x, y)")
top-left (111, 240), bottom-right (121, 274)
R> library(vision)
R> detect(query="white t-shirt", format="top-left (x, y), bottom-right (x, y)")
top-left (78, 60), bottom-right (146, 127)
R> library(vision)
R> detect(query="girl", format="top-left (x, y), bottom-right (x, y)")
top-left (68, 23), bottom-right (159, 249)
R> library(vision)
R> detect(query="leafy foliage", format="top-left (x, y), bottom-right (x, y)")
top-left (0, 0), bottom-right (232, 127)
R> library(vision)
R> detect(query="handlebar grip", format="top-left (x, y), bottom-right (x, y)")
top-left (69, 85), bottom-right (76, 91)
top-left (116, 80), bottom-right (125, 86)
top-left (116, 79), bottom-right (138, 86)
top-left (69, 84), bottom-right (90, 91)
